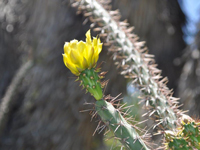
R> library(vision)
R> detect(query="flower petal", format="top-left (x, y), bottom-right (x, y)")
top-left (97, 38), bottom-right (103, 54)
top-left (77, 41), bottom-right (86, 53)
top-left (82, 57), bottom-right (88, 69)
top-left (63, 54), bottom-right (79, 75)
top-left (86, 30), bottom-right (92, 45)
top-left (70, 49), bottom-right (82, 65)
top-left (64, 42), bottom-right (70, 54)
top-left (88, 47), bottom-right (94, 68)
top-left (92, 52), bottom-right (99, 67)
top-left (70, 40), bottom-right (78, 50)
top-left (63, 29), bottom-right (102, 76)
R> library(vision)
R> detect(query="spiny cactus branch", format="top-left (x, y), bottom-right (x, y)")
top-left (165, 115), bottom-right (200, 149)
top-left (73, 0), bottom-right (181, 129)
top-left (96, 99), bottom-right (150, 150)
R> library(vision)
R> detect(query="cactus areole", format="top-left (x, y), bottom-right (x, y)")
top-left (96, 100), bottom-right (149, 150)
top-left (63, 30), bottom-right (149, 149)
top-left (79, 68), bottom-right (103, 100)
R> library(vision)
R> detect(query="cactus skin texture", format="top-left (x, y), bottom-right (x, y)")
top-left (165, 119), bottom-right (200, 150)
top-left (68, 1), bottom-right (200, 149)
top-left (79, 68), bottom-right (103, 100)
top-left (73, 0), bottom-right (178, 130)
top-left (96, 99), bottom-right (150, 150)
top-left (78, 68), bottom-right (150, 149)
top-left (62, 28), bottom-right (149, 149)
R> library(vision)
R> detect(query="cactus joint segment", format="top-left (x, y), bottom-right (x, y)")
top-left (79, 68), bottom-right (103, 100)
top-left (96, 99), bottom-right (150, 150)
top-left (165, 119), bottom-right (200, 150)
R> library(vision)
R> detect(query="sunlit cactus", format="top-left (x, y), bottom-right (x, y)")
top-left (72, 0), bottom-right (179, 131)
top-left (62, 30), bottom-right (103, 100)
top-left (165, 116), bottom-right (200, 150)
top-left (62, 29), bottom-right (150, 149)
top-left (79, 68), bottom-right (103, 100)
top-left (62, 0), bottom-right (200, 149)
top-left (96, 99), bottom-right (149, 150)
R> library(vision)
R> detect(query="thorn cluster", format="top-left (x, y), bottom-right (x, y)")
top-left (73, 0), bottom-right (183, 130)
top-left (96, 99), bottom-right (150, 150)
top-left (78, 68), bottom-right (103, 100)
top-left (165, 116), bottom-right (200, 149)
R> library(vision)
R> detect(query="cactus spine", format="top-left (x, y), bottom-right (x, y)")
top-left (79, 68), bottom-right (103, 100)
top-left (73, 0), bottom-right (179, 130)
top-left (62, 29), bottom-right (150, 149)
top-left (78, 69), bottom-right (150, 149)
top-left (69, 0), bottom-right (200, 149)
top-left (165, 116), bottom-right (200, 150)
top-left (96, 99), bottom-right (149, 150)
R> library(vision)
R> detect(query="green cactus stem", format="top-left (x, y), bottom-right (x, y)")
top-left (79, 68), bottom-right (103, 100)
top-left (73, 0), bottom-right (178, 130)
top-left (165, 118), bottom-right (200, 150)
top-left (96, 99), bottom-right (150, 150)
top-left (168, 139), bottom-right (191, 150)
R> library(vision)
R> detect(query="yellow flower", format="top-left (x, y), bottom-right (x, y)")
top-left (63, 30), bottom-right (102, 76)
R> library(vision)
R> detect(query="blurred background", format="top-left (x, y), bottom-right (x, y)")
top-left (0, 0), bottom-right (199, 149)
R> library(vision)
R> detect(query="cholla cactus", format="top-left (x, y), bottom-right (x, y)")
top-left (165, 115), bottom-right (200, 150)
top-left (62, 30), bottom-right (150, 149)
top-left (72, 0), bottom-right (180, 130)
top-left (61, 0), bottom-right (200, 149)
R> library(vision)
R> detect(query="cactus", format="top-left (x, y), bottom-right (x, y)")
top-left (66, 0), bottom-right (200, 149)
top-left (62, 29), bottom-right (103, 101)
top-left (165, 116), bottom-right (200, 150)
top-left (65, 1), bottom-right (200, 150)
top-left (79, 68), bottom-right (103, 100)
top-left (72, 0), bottom-right (180, 131)
top-left (62, 29), bottom-right (150, 149)
top-left (96, 99), bottom-right (149, 150)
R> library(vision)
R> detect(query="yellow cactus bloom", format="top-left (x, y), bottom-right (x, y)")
top-left (63, 30), bottom-right (102, 76)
